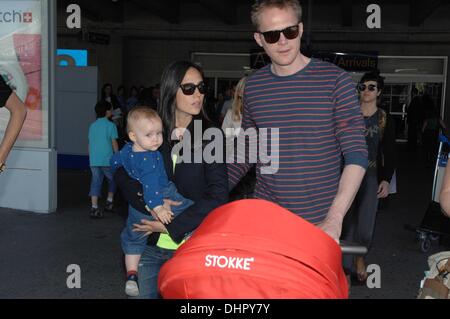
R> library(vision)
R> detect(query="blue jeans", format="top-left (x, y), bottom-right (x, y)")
top-left (89, 166), bottom-right (116, 197)
top-left (133, 245), bottom-right (175, 299)
top-left (121, 182), bottom-right (193, 255)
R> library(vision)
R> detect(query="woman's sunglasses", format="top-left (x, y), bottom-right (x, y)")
top-left (357, 83), bottom-right (378, 92)
top-left (179, 82), bottom-right (206, 95)
top-left (259, 24), bottom-right (300, 44)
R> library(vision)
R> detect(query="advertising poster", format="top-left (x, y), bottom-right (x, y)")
top-left (0, 0), bottom-right (42, 141)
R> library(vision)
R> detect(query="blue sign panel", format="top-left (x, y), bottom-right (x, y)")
top-left (56, 49), bottom-right (88, 67)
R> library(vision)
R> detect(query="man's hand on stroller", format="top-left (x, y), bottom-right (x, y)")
top-left (317, 215), bottom-right (342, 243)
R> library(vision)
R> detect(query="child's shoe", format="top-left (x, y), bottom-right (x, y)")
top-left (89, 207), bottom-right (103, 219)
top-left (104, 201), bottom-right (114, 212)
top-left (125, 274), bottom-right (139, 297)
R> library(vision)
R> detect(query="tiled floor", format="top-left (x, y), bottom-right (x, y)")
top-left (0, 146), bottom-right (448, 299)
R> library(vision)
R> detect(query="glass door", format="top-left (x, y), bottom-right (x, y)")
top-left (381, 82), bottom-right (444, 142)
top-left (380, 83), bottom-right (411, 142)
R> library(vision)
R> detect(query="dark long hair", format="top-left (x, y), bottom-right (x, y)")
top-left (359, 69), bottom-right (385, 106)
top-left (101, 83), bottom-right (120, 110)
top-left (360, 69), bottom-right (385, 91)
top-left (101, 83), bottom-right (113, 100)
top-left (158, 60), bottom-right (208, 143)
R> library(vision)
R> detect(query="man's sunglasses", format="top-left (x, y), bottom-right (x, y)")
top-left (179, 82), bottom-right (206, 95)
top-left (259, 24), bottom-right (300, 44)
top-left (357, 83), bottom-right (378, 92)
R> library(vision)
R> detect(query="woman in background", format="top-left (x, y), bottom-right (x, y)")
top-left (341, 70), bottom-right (397, 284)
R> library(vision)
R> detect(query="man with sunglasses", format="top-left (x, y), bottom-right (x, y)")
top-left (228, 0), bottom-right (368, 242)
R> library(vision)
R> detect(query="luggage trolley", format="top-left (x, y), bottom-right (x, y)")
top-left (409, 134), bottom-right (450, 252)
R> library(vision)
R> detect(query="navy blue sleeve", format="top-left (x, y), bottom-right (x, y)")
top-left (165, 160), bottom-right (229, 243)
top-left (379, 114), bottom-right (397, 183)
top-left (114, 167), bottom-right (148, 213)
top-left (157, 151), bottom-right (170, 190)
top-left (110, 151), bottom-right (122, 172)
top-left (140, 161), bottom-right (165, 209)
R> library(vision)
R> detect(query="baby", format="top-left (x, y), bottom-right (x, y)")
top-left (111, 106), bottom-right (193, 297)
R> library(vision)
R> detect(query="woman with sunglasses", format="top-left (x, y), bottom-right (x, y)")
top-left (341, 70), bottom-right (397, 284)
top-left (114, 60), bottom-right (228, 298)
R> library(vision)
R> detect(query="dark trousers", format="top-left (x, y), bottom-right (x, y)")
top-left (341, 173), bottom-right (379, 273)
top-left (423, 129), bottom-right (439, 164)
top-left (407, 125), bottom-right (418, 151)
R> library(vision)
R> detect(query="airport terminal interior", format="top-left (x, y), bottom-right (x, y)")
top-left (1, 0), bottom-right (450, 299)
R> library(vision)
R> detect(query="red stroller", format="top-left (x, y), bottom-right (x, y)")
top-left (158, 199), bottom-right (350, 299)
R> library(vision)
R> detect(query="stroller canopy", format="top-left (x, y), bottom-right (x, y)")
top-left (158, 199), bottom-right (348, 299)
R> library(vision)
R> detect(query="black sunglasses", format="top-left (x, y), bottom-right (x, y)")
top-left (179, 82), bottom-right (206, 95)
top-left (357, 83), bottom-right (378, 92)
top-left (259, 24), bottom-right (300, 44)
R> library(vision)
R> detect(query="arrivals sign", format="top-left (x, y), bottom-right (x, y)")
top-left (250, 50), bottom-right (378, 72)
top-left (312, 51), bottom-right (378, 72)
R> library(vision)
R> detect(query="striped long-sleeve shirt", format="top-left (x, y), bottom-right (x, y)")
top-left (227, 58), bottom-right (368, 224)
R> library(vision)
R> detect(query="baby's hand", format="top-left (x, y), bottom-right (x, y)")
top-left (153, 206), bottom-right (174, 225)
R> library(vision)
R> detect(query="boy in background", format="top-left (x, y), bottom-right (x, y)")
top-left (88, 101), bottom-right (119, 218)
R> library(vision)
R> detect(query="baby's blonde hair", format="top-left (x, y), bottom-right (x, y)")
top-left (231, 77), bottom-right (247, 122)
top-left (126, 106), bottom-right (161, 133)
